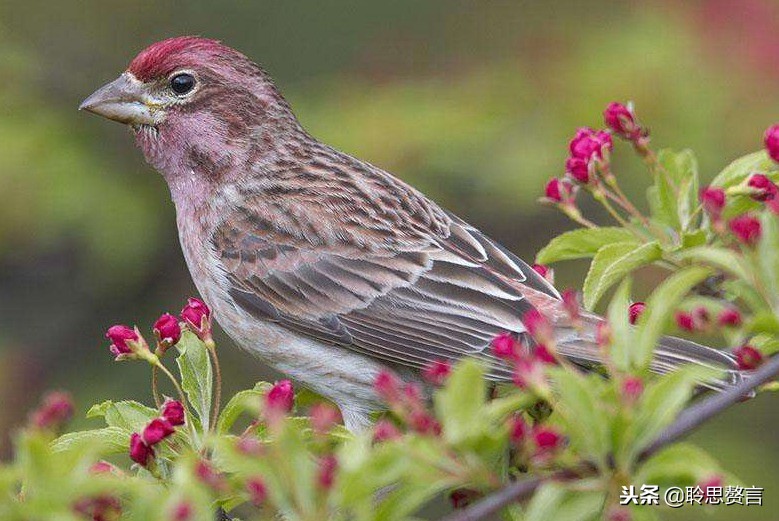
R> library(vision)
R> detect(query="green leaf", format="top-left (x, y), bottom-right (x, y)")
top-left (433, 359), bottom-right (487, 446)
top-left (525, 483), bottom-right (604, 521)
top-left (87, 400), bottom-right (158, 432)
top-left (710, 150), bottom-right (773, 187)
top-left (536, 227), bottom-right (637, 264)
top-left (176, 331), bottom-right (213, 432)
top-left (583, 241), bottom-right (661, 310)
top-left (673, 246), bottom-right (751, 282)
top-left (51, 427), bottom-right (128, 454)
top-left (635, 443), bottom-right (724, 487)
top-left (758, 212), bottom-right (779, 304)
top-left (632, 266), bottom-right (712, 369)
top-left (216, 382), bottom-right (271, 433)
top-left (607, 278), bottom-right (635, 372)
top-left (549, 368), bottom-right (610, 466)
top-left (647, 149), bottom-right (699, 230)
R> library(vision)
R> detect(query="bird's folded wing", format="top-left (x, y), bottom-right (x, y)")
top-left (212, 204), bottom-right (560, 380)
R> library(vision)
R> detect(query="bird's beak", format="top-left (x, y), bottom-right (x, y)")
top-left (79, 73), bottom-right (158, 126)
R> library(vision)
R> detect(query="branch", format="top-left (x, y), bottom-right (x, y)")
top-left (440, 355), bottom-right (779, 521)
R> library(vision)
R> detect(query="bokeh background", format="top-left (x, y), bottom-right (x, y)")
top-left (0, 1), bottom-right (777, 518)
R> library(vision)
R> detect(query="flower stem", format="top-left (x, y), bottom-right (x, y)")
top-left (151, 366), bottom-right (162, 409)
top-left (591, 188), bottom-right (629, 227)
top-left (206, 340), bottom-right (222, 431)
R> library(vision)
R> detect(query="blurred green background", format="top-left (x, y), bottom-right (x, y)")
top-left (0, 0), bottom-right (777, 518)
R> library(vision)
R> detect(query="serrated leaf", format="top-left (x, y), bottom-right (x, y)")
top-left (583, 241), bottom-right (660, 310)
top-left (536, 227), bottom-right (637, 264)
top-left (434, 360), bottom-right (487, 445)
top-left (525, 483), bottom-right (604, 521)
top-left (607, 278), bottom-right (635, 372)
top-left (650, 149), bottom-right (699, 230)
top-left (635, 443), bottom-right (724, 487)
top-left (758, 212), bottom-right (779, 305)
top-left (710, 150), bottom-right (773, 187)
top-left (673, 246), bottom-right (751, 282)
top-left (632, 266), bottom-right (712, 369)
top-left (51, 427), bottom-right (128, 454)
top-left (87, 400), bottom-right (158, 432)
top-left (216, 382), bottom-right (271, 433)
top-left (176, 331), bottom-right (213, 432)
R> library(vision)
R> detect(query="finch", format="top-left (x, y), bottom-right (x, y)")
top-left (81, 37), bottom-right (740, 430)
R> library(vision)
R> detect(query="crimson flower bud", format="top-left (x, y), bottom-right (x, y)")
top-left (153, 313), bottom-right (182, 346)
top-left (317, 454), bottom-right (338, 490)
top-left (171, 501), bottom-right (193, 521)
top-left (531, 425), bottom-right (564, 452)
top-left (194, 459), bottom-right (226, 491)
top-left (734, 345), bottom-right (763, 370)
top-left (509, 416), bottom-right (528, 445)
top-left (728, 214), bottom-right (762, 247)
top-left (628, 302), bottom-right (646, 325)
top-left (30, 391), bottom-right (74, 430)
top-left (161, 399), bottom-right (186, 426)
top-left (699, 475), bottom-right (724, 504)
top-left (310, 403), bottom-right (340, 435)
top-left (422, 359), bottom-right (452, 386)
top-left (523, 309), bottom-right (553, 344)
top-left (543, 177), bottom-right (576, 205)
top-left (764, 124), bottom-right (779, 163)
top-left (374, 370), bottom-right (403, 403)
top-left (450, 489), bottom-right (481, 510)
top-left (180, 297), bottom-right (212, 340)
top-left (491, 332), bottom-right (519, 360)
top-left (373, 419), bottom-right (401, 443)
top-left (700, 187), bottom-right (726, 223)
top-left (246, 477), bottom-right (268, 506)
top-left (106, 324), bottom-right (144, 359)
top-left (142, 417), bottom-right (175, 445)
top-left (747, 173), bottom-right (778, 201)
top-left (129, 432), bottom-right (153, 467)
top-left (565, 156), bottom-right (591, 184)
top-left (561, 289), bottom-right (580, 321)
top-left (717, 308), bottom-right (742, 328)
top-left (603, 102), bottom-right (640, 140)
top-left (534, 344), bottom-right (557, 365)
top-left (569, 127), bottom-right (611, 160)
top-left (408, 410), bottom-right (441, 436)
top-left (621, 376), bottom-right (644, 404)
top-left (532, 263), bottom-right (552, 282)
top-left (675, 311), bottom-right (695, 332)
top-left (265, 380), bottom-right (294, 420)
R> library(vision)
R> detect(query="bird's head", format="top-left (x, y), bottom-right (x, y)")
top-left (80, 36), bottom-right (298, 183)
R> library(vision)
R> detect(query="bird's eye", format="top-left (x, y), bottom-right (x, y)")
top-left (170, 73), bottom-right (196, 95)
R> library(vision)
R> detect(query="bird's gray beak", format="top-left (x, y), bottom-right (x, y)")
top-left (79, 73), bottom-right (158, 126)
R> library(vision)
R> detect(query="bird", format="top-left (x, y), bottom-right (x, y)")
top-left (80, 36), bottom-right (741, 431)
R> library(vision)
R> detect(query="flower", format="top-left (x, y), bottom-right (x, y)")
top-left (29, 391), bottom-right (74, 430)
top-left (628, 302), bottom-right (646, 325)
top-left (153, 313), bottom-right (182, 345)
top-left (161, 399), bottom-right (186, 426)
top-left (569, 127), bottom-right (612, 160)
top-left (717, 308), bottom-right (742, 328)
top-left (180, 297), bottom-right (211, 339)
top-left (532, 263), bottom-right (553, 283)
top-left (246, 477), bottom-right (267, 506)
top-left (142, 417), bottom-right (175, 445)
top-left (129, 432), bottom-right (153, 467)
top-left (734, 345), bottom-right (764, 370)
top-left (728, 214), bottom-right (762, 246)
top-left (89, 460), bottom-right (120, 475)
top-left (675, 311), bottom-right (695, 332)
top-left (534, 344), bottom-right (557, 364)
top-left (422, 359), bottom-right (452, 386)
top-left (747, 173), bottom-right (778, 201)
top-left (543, 177), bottom-right (576, 205)
top-left (509, 416), bottom-right (528, 445)
top-left (194, 459), bottom-right (226, 491)
top-left (532, 425), bottom-right (563, 452)
top-left (265, 380), bottom-right (294, 420)
top-left (310, 403), bottom-right (340, 435)
top-left (603, 102), bottom-right (640, 140)
top-left (106, 324), bottom-right (143, 359)
top-left (491, 332), bottom-right (519, 360)
top-left (408, 410), bottom-right (441, 436)
top-left (565, 156), bottom-right (591, 184)
top-left (621, 376), bottom-right (644, 404)
top-left (700, 187), bottom-right (726, 223)
top-left (373, 420), bottom-right (401, 443)
top-left (171, 501), bottom-right (193, 521)
top-left (699, 475), bottom-right (724, 504)
top-left (764, 124), bottom-right (779, 163)
top-left (523, 309), bottom-right (552, 344)
top-left (561, 289), bottom-right (580, 321)
top-left (374, 370), bottom-right (403, 402)
top-left (317, 454), bottom-right (338, 490)
top-left (236, 435), bottom-right (263, 456)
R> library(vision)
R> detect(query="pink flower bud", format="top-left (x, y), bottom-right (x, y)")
top-left (265, 380), bottom-right (294, 420)
top-left (532, 263), bottom-right (553, 282)
top-left (142, 418), bottom-right (175, 445)
top-left (450, 489), bottom-right (481, 509)
top-left (509, 416), bottom-right (528, 445)
top-left (317, 454), bottom-right (338, 490)
top-left (734, 345), bottom-right (764, 370)
top-left (491, 332), bottom-right (519, 360)
top-left (747, 173), bottom-right (778, 201)
top-left (106, 325), bottom-right (142, 359)
top-left (523, 309), bottom-right (552, 344)
top-left (604, 102), bottom-right (640, 140)
top-left (628, 302), bottom-right (646, 325)
top-left (717, 308), bottom-right (742, 328)
top-left (373, 419), bottom-right (402, 442)
top-left (700, 187), bottom-right (726, 222)
top-left (544, 178), bottom-right (575, 204)
top-left (89, 460), bottom-right (117, 474)
top-left (409, 410), bottom-right (441, 436)
top-left (171, 501), bottom-right (193, 521)
top-left (246, 477), bottom-right (268, 506)
top-left (621, 376), bottom-right (644, 404)
top-left (129, 432), bottom-right (153, 467)
top-left (153, 313), bottom-right (182, 345)
top-left (569, 127), bottom-right (611, 160)
top-left (30, 391), bottom-right (74, 430)
top-left (728, 214), bottom-right (762, 247)
top-left (699, 475), bottom-right (724, 504)
top-left (194, 459), bottom-right (226, 491)
top-left (374, 370), bottom-right (403, 402)
top-left (422, 359), bottom-right (452, 386)
top-left (180, 297), bottom-right (211, 339)
top-left (161, 399), bottom-right (186, 426)
top-left (532, 425), bottom-right (564, 452)
top-left (675, 311), bottom-right (695, 332)
top-left (565, 156), bottom-right (591, 184)
top-left (561, 289), bottom-right (580, 321)
top-left (764, 124), bottom-right (779, 163)
top-left (310, 403), bottom-right (340, 435)
top-left (534, 344), bottom-right (557, 365)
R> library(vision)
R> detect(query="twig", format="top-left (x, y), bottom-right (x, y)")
top-left (440, 355), bottom-right (779, 521)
